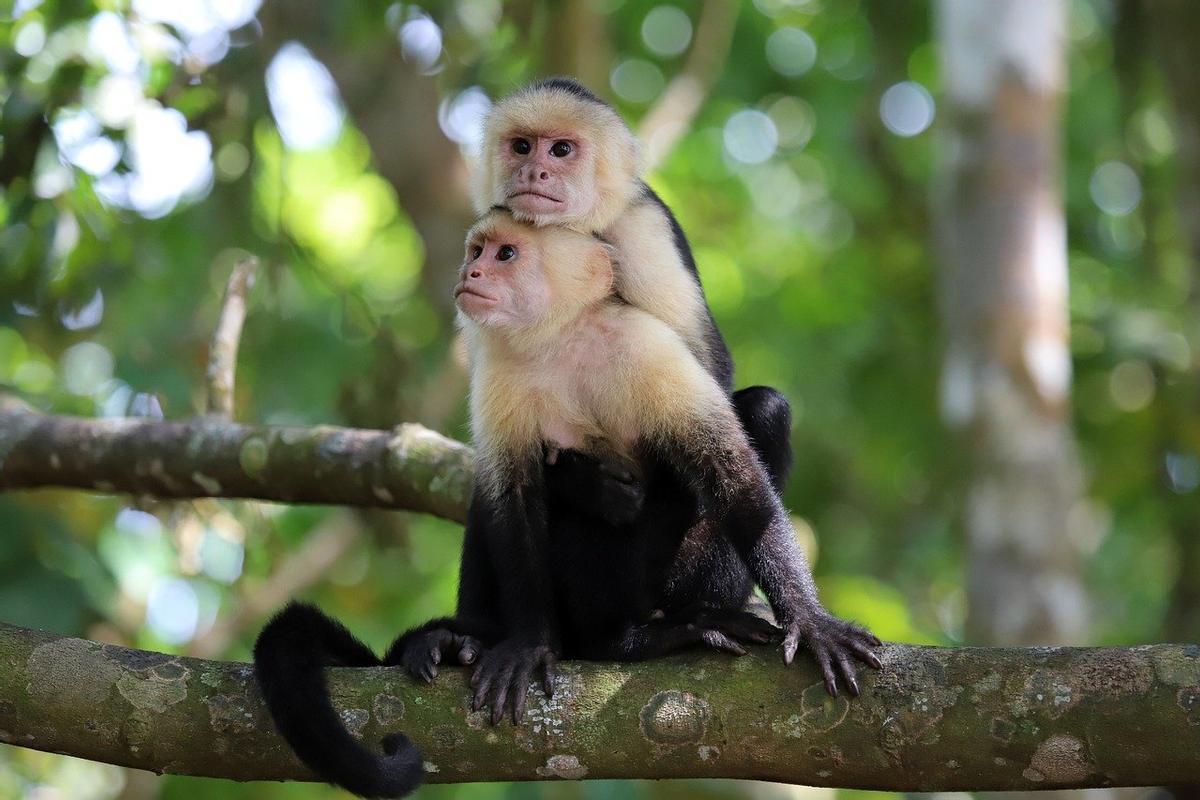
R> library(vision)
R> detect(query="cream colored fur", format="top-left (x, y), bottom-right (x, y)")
top-left (461, 214), bottom-right (740, 499)
top-left (477, 83), bottom-right (716, 376)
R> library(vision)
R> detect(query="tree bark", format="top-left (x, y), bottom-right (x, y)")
top-left (0, 399), bottom-right (472, 524)
top-left (934, 0), bottom-right (1090, 646)
top-left (1, 623), bottom-right (1198, 790)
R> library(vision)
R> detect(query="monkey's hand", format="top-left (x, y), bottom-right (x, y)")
top-left (544, 449), bottom-right (645, 525)
top-left (385, 626), bottom-right (483, 684)
top-left (470, 636), bottom-right (557, 725)
top-left (781, 612), bottom-right (882, 697)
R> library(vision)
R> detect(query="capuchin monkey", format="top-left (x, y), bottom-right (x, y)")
top-left (254, 213), bottom-right (879, 799)
top-left (402, 210), bottom-right (879, 713)
top-left (475, 77), bottom-right (794, 527)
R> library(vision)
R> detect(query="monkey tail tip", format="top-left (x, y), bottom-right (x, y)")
top-left (357, 732), bottom-right (425, 799)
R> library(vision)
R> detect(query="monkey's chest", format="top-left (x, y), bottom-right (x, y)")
top-left (527, 380), bottom-right (634, 456)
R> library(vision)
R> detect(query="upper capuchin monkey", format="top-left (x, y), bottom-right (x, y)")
top-left (476, 76), bottom-right (796, 531)
top-left (253, 212), bottom-right (880, 799)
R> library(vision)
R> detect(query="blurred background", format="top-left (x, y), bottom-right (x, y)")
top-left (1, 0), bottom-right (1197, 798)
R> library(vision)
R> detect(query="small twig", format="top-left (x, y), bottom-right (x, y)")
top-left (205, 256), bottom-right (260, 419)
top-left (187, 510), bottom-right (362, 658)
top-left (638, 0), bottom-right (740, 171)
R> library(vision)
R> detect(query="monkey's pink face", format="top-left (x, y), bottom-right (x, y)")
top-left (495, 133), bottom-right (599, 224)
top-left (454, 230), bottom-right (551, 328)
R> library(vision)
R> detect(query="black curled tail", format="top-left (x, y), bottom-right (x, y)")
top-left (253, 602), bottom-right (425, 799)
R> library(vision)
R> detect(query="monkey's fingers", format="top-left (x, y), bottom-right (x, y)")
top-left (811, 642), bottom-right (838, 697)
top-left (710, 612), bottom-right (782, 644)
top-left (782, 629), bottom-right (800, 665)
top-left (845, 637), bottom-right (882, 669)
top-left (701, 629), bottom-right (747, 656)
top-left (834, 651), bottom-right (860, 696)
top-left (470, 661), bottom-right (490, 706)
top-left (540, 651), bottom-right (557, 698)
top-left (512, 659), bottom-right (538, 724)
top-left (457, 636), bottom-right (482, 665)
top-left (486, 660), bottom-right (517, 726)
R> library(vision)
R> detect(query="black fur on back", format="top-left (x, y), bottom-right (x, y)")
top-left (524, 76), bottom-right (609, 106)
top-left (253, 602), bottom-right (425, 799)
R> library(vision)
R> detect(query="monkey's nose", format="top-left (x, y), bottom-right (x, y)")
top-left (469, 269), bottom-right (482, 279)
top-left (538, 171), bottom-right (549, 180)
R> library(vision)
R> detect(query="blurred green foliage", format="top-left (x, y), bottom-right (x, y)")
top-left (1, 0), bottom-right (1197, 798)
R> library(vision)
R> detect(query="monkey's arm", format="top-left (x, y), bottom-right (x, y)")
top-left (464, 464), bottom-right (561, 724)
top-left (655, 421), bottom-right (880, 695)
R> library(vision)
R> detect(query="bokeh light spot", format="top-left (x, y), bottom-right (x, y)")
top-left (766, 27), bottom-right (817, 77)
top-left (1090, 160), bottom-right (1141, 217)
top-left (266, 42), bottom-right (345, 151)
top-left (642, 6), bottom-right (692, 57)
top-left (723, 109), bottom-right (778, 164)
top-left (879, 81), bottom-right (935, 137)
top-left (610, 59), bottom-right (665, 104)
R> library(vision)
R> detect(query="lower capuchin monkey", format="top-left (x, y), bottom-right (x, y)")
top-left (254, 211), bottom-right (881, 799)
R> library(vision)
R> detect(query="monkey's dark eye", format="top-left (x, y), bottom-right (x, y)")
top-left (512, 138), bottom-right (532, 155)
top-left (496, 244), bottom-right (517, 262)
top-left (549, 140), bottom-right (572, 157)
top-left (469, 245), bottom-right (483, 260)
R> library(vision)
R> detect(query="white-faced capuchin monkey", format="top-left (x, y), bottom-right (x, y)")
top-left (254, 212), bottom-right (881, 799)
top-left (475, 76), bottom-right (802, 563)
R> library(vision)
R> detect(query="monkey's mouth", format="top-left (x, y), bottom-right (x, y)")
top-left (454, 286), bottom-right (498, 304)
top-left (508, 191), bottom-right (563, 204)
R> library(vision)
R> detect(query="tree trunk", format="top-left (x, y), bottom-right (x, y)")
top-left (934, 0), bottom-right (1090, 647)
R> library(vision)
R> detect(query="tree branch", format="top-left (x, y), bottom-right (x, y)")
top-left (638, 0), bottom-right (740, 172)
top-left (0, 398), bottom-right (472, 524)
top-left (1, 623), bottom-right (1197, 789)
top-left (205, 256), bottom-right (259, 419)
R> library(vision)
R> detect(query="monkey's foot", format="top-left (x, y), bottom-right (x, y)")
top-left (386, 626), bottom-right (482, 683)
top-left (782, 613), bottom-right (882, 697)
top-left (691, 609), bottom-right (783, 646)
top-left (470, 637), bottom-right (557, 725)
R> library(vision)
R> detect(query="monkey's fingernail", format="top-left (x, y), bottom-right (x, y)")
top-left (869, 654), bottom-right (882, 669)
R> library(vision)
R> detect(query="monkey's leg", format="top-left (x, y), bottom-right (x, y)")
top-left (732, 385), bottom-right (794, 492)
top-left (594, 618), bottom-right (761, 661)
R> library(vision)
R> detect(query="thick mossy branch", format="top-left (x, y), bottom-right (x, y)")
top-left (1, 623), bottom-right (1198, 790)
top-left (0, 399), bottom-right (472, 523)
